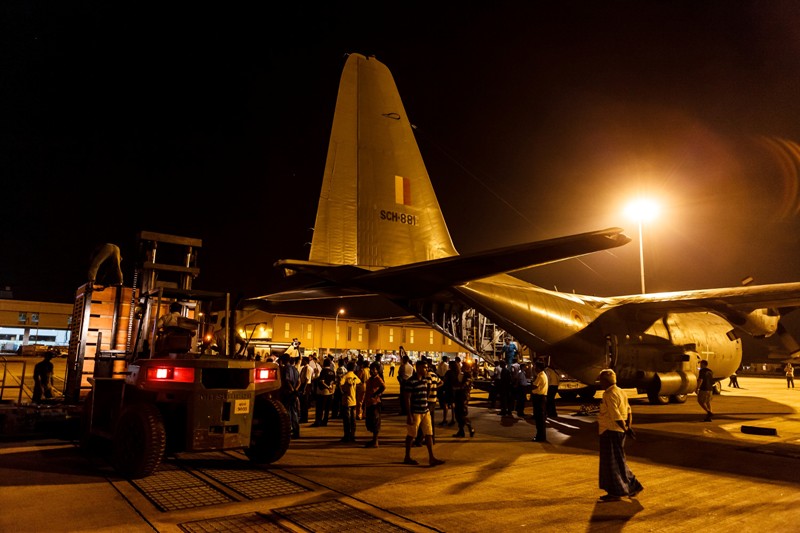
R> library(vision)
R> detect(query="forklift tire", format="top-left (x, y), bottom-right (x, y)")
top-left (112, 404), bottom-right (167, 479)
top-left (245, 396), bottom-right (291, 464)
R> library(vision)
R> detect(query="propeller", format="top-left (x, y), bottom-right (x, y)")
top-left (777, 321), bottom-right (800, 357)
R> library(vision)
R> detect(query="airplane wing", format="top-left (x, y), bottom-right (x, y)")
top-left (264, 227), bottom-right (630, 301)
top-left (603, 283), bottom-right (800, 312)
top-left (603, 282), bottom-right (800, 343)
top-left (243, 292), bottom-right (416, 321)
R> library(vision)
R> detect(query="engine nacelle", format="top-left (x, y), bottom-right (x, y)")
top-left (645, 370), bottom-right (697, 396)
top-left (732, 308), bottom-right (780, 338)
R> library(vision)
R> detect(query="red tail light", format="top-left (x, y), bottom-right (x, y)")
top-left (254, 367), bottom-right (277, 383)
top-left (145, 366), bottom-right (195, 383)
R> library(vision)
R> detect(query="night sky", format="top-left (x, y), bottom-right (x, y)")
top-left (4, 2), bottom-right (800, 308)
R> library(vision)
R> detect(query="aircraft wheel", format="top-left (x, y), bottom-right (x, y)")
top-left (112, 404), bottom-right (166, 479)
top-left (669, 394), bottom-right (688, 404)
top-left (245, 396), bottom-right (291, 464)
top-left (713, 382), bottom-right (723, 395)
top-left (647, 390), bottom-right (670, 405)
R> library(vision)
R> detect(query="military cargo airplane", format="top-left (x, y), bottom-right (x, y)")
top-left (252, 52), bottom-right (800, 404)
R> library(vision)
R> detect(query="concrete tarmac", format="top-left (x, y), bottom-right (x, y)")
top-left (2, 375), bottom-right (800, 532)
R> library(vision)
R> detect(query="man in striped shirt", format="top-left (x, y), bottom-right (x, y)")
top-left (403, 360), bottom-right (445, 467)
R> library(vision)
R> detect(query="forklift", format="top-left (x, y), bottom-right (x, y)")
top-left (67, 231), bottom-right (290, 478)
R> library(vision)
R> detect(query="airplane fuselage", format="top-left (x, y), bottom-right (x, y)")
top-left (456, 274), bottom-right (742, 401)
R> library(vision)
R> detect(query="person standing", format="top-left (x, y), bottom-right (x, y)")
top-left (596, 369), bottom-right (643, 502)
top-left (397, 352), bottom-right (414, 415)
top-left (785, 363), bottom-right (795, 388)
top-left (32, 350), bottom-right (56, 403)
top-left (696, 359), bottom-right (715, 422)
top-left (451, 362), bottom-right (475, 438)
top-left (500, 337), bottom-right (519, 366)
top-left (339, 361), bottom-right (361, 443)
top-left (513, 361), bottom-right (530, 418)
top-left (311, 358), bottom-right (336, 427)
top-left (308, 353), bottom-right (322, 379)
top-left (728, 370), bottom-right (740, 388)
top-left (331, 358), bottom-right (347, 419)
top-left (374, 353), bottom-right (385, 380)
top-left (363, 362), bottom-right (386, 448)
top-left (354, 357), bottom-right (368, 420)
top-left (497, 360), bottom-right (512, 416)
top-left (279, 353), bottom-right (301, 439)
top-left (530, 360), bottom-right (548, 443)
top-left (389, 359), bottom-right (396, 377)
top-left (544, 363), bottom-right (561, 418)
top-left (403, 360), bottom-right (445, 467)
top-left (436, 356), bottom-right (452, 426)
top-left (489, 359), bottom-right (502, 409)
top-left (298, 355), bottom-right (313, 423)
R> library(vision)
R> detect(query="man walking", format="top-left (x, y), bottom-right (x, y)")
top-left (597, 369), bottom-right (643, 502)
top-left (403, 360), bottom-right (445, 467)
top-left (696, 359), bottom-right (714, 422)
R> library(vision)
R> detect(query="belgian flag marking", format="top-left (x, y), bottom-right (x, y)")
top-left (395, 176), bottom-right (412, 205)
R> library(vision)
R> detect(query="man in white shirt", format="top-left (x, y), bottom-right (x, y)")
top-left (397, 352), bottom-right (414, 415)
top-left (596, 369), bottom-right (643, 502)
top-left (308, 353), bottom-right (322, 380)
top-left (544, 363), bottom-right (561, 418)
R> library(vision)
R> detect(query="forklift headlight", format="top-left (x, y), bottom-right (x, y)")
top-left (146, 366), bottom-right (195, 383)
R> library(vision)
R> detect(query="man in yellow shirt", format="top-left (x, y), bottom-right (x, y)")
top-left (339, 361), bottom-right (362, 443)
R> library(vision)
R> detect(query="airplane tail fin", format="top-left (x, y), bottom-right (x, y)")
top-left (309, 53), bottom-right (458, 270)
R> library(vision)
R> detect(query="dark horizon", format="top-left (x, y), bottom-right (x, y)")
top-left (4, 3), bottom-right (800, 308)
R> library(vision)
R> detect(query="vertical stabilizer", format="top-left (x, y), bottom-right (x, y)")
top-left (309, 53), bottom-right (458, 269)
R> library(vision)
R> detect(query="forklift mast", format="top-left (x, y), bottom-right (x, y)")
top-left (63, 232), bottom-right (231, 404)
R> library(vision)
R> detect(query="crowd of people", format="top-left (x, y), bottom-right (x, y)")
top-left (273, 347), bottom-right (647, 500)
top-left (273, 349), bottom-right (483, 466)
top-left (151, 317), bottom-right (762, 505)
top-left (273, 344), bottom-right (584, 462)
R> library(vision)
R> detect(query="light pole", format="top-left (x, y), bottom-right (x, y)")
top-left (334, 308), bottom-right (345, 355)
top-left (624, 198), bottom-right (659, 294)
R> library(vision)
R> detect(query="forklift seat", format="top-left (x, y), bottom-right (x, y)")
top-left (155, 326), bottom-right (194, 356)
